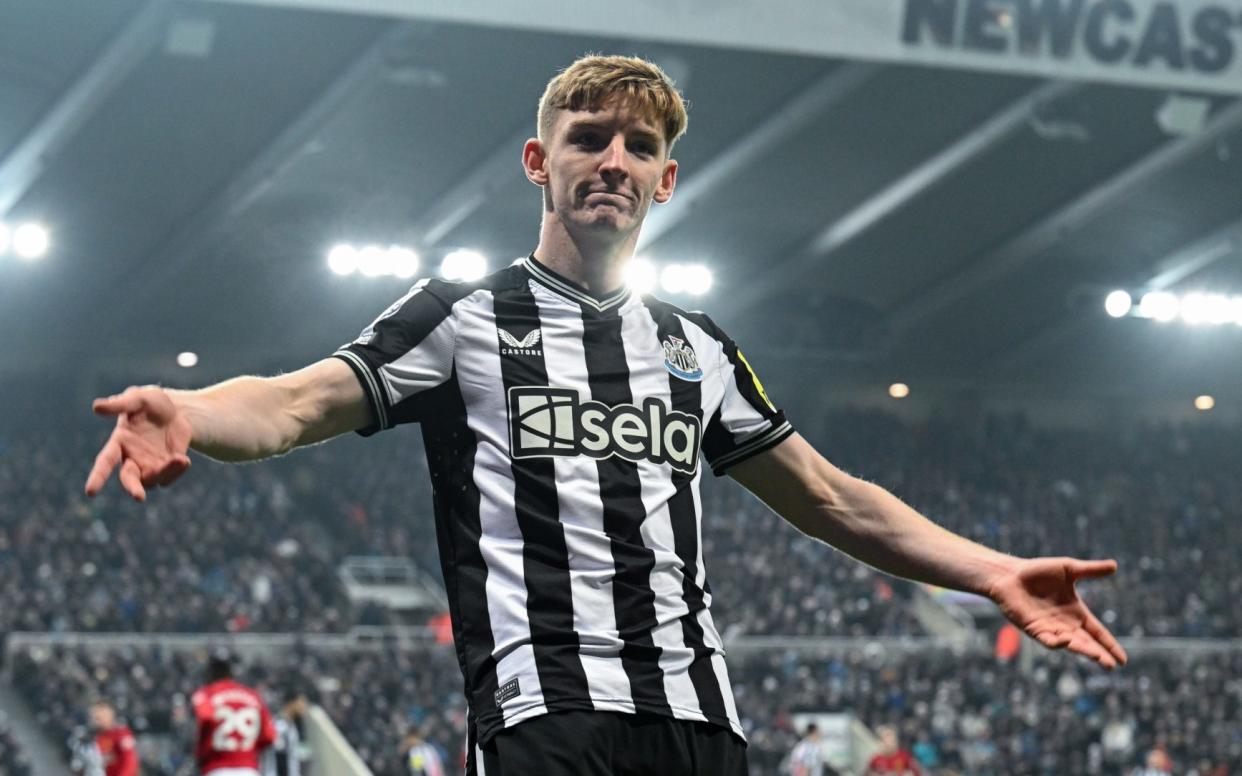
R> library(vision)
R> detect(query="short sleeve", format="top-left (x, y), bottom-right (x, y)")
top-left (696, 315), bottom-right (794, 476)
top-left (332, 279), bottom-right (460, 436)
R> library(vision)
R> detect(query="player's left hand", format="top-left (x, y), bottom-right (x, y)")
top-left (986, 556), bottom-right (1127, 669)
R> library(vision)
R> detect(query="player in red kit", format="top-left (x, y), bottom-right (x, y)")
top-left (191, 653), bottom-right (276, 776)
top-left (90, 700), bottom-right (139, 776)
top-left (866, 726), bottom-right (923, 776)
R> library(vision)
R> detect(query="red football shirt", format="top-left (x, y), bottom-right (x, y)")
top-left (95, 725), bottom-right (139, 776)
top-left (868, 750), bottom-right (923, 775)
top-left (192, 679), bottom-right (276, 773)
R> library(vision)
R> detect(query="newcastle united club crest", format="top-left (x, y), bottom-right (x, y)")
top-left (662, 335), bottom-right (703, 381)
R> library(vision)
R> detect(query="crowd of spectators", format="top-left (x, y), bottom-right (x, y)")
top-left (13, 639), bottom-right (1241, 775)
top-left (4, 410), bottom-right (1239, 641)
top-left (781, 409), bottom-right (1242, 639)
top-left (1, 410), bottom-right (1240, 773)
top-left (0, 432), bottom-right (356, 634)
top-left (734, 645), bottom-right (1241, 775)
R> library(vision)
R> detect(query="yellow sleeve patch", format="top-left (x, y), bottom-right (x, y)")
top-left (736, 349), bottom-right (775, 411)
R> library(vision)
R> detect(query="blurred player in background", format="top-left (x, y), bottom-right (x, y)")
top-left (86, 54), bottom-right (1128, 776)
top-left (866, 726), bottom-right (922, 776)
top-left (83, 701), bottom-right (139, 776)
top-left (261, 688), bottom-right (308, 776)
top-left (192, 653), bottom-right (275, 776)
top-left (401, 726), bottom-right (446, 776)
top-left (789, 723), bottom-right (833, 776)
top-left (1131, 747), bottom-right (1174, 776)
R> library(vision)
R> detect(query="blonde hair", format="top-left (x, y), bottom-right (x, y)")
top-left (537, 54), bottom-right (688, 153)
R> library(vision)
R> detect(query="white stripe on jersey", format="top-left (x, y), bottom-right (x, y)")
top-left (378, 316), bottom-right (457, 407)
top-left (455, 291), bottom-right (549, 725)
top-left (533, 289), bottom-right (635, 712)
top-left (621, 305), bottom-right (707, 722)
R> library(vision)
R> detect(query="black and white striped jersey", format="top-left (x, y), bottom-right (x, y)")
top-left (332, 255), bottom-right (793, 744)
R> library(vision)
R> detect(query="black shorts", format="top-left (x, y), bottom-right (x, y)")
top-left (466, 710), bottom-right (749, 776)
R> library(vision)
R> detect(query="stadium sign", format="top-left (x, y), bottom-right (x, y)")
top-left (899, 0), bottom-right (1242, 83)
top-left (204, 0), bottom-right (1242, 94)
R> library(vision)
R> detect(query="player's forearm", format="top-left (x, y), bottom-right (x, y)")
top-left (168, 376), bottom-right (307, 462)
top-left (791, 473), bottom-right (1017, 597)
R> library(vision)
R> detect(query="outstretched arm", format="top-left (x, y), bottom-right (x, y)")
top-left (728, 432), bottom-right (1127, 669)
top-left (85, 357), bottom-right (370, 501)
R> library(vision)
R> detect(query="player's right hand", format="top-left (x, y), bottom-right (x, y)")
top-left (85, 386), bottom-right (193, 502)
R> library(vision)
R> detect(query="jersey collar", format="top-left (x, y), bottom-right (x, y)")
top-left (522, 254), bottom-right (632, 313)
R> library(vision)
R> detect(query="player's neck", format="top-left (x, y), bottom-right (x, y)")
top-left (533, 220), bottom-right (638, 297)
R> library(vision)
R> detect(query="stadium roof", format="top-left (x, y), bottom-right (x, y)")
top-left (2, 0), bottom-right (1240, 404)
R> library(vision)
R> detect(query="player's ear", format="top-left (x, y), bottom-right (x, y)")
top-left (652, 157), bottom-right (677, 204)
top-left (523, 138), bottom-right (549, 187)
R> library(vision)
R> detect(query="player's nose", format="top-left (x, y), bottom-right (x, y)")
top-left (598, 135), bottom-right (629, 178)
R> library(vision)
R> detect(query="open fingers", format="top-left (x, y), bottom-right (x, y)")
top-left (1031, 627), bottom-right (1071, 650)
top-left (92, 389), bottom-right (148, 418)
top-left (1067, 630), bottom-right (1117, 669)
top-left (118, 459), bottom-right (147, 502)
top-left (1081, 605), bottom-right (1128, 666)
top-left (152, 455), bottom-right (191, 487)
top-left (84, 437), bottom-right (124, 497)
top-left (1069, 559), bottom-right (1118, 580)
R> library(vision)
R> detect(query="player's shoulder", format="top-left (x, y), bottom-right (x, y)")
top-left (422, 260), bottom-right (529, 303)
top-left (637, 294), bottom-right (728, 342)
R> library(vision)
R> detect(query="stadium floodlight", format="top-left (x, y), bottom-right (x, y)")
top-left (177, 352), bottom-right (199, 368)
top-left (1231, 297), bottom-right (1242, 326)
top-left (0, 222), bottom-right (9, 255)
top-left (1138, 291), bottom-right (1179, 322)
top-left (682, 264), bottom-right (713, 296)
top-left (1180, 292), bottom-right (1233, 326)
top-left (1195, 395), bottom-right (1215, 411)
top-left (625, 257), bottom-right (658, 294)
top-left (660, 264), bottom-right (688, 294)
top-left (1104, 290), bottom-right (1132, 318)
top-left (327, 244), bottom-right (358, 276)
top-left (889, 383), bottom-right (910, 399)
top-left (659, 263), bottom-right (713, 296)
top-left (441, 249), bottom-right (488, 281)
top-left (357, 244), bottom-right (390, 277)
top-left (388, 245), bottom-right (420, 279)
top-left (12, 222), bottom-right (49, 260)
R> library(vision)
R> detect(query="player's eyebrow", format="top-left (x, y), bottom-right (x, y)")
top-left (564, 118), bottom-right (662, 146)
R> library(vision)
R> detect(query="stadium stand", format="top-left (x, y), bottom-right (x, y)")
top-left (11, 638), bottom-right (1241, 776)
top-left (1, 411), bottom-right (1239, 774)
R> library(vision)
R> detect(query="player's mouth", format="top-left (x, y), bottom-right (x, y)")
top-left (581, 188), bottom-right (633, 206)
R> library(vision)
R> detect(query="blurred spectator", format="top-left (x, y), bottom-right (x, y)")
top-left (402, 726), bottom-right (446, 776)
top-left (1131, 747), bottom-right (1173, 776)
top-left (0, 719), bottom-right (34, 776)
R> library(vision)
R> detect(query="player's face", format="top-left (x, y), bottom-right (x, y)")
top-left (90, 705), bottom-right (114, 729)
top-left (526, 100), bottom-right (677, 239)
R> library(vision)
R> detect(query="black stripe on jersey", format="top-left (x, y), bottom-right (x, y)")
top-left (579, 309), bottom-right (673, 717)
top-left (691, 312), bottom-right (779, 420)
top-left (493, 283), bottom-right (592, 708)
top-left (644, 301), bottom-right (730, 725)
top-left (419, 369), bottom-right (498, 737)
top-left (709, 421), bottom-right (794, 475)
